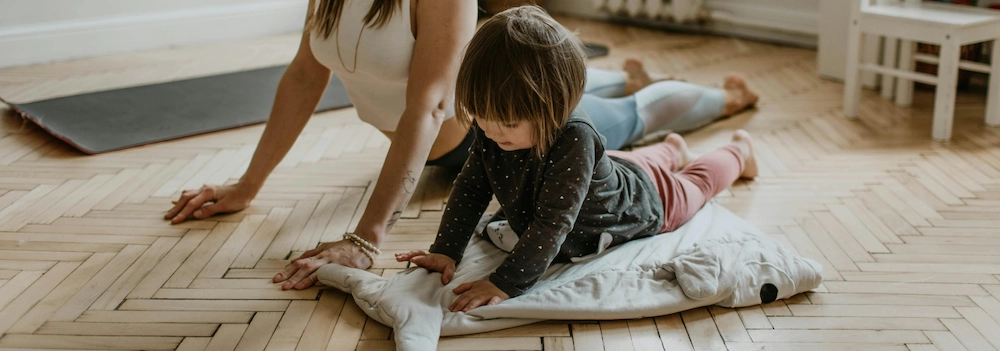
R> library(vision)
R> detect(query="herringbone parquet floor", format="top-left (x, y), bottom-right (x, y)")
top-left (1, 16), bottom-right (1000, 351)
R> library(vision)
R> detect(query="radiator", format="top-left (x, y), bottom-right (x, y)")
top-left (593, 0), bottom-right (707, 23)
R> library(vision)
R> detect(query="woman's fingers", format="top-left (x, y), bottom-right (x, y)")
top-left (193, 202), bottom-right (224, 219)
top-left (165, 189), bottom-right (200, 219)
top-left (295, 272), bottom-right (319, 290)
top-left (281, 256), bottom-right (323, 290)
top-left (274, 262), bottom-right (300, 283)
top-left (170, 190), bottom-right (214, 224)
top-left (296, 247), bottom-right (323, 261)
top-left (275, 247), bottom-right (324, 283)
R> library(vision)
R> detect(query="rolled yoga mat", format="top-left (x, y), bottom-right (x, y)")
top-left (1, 65), bottom-right (353, 154)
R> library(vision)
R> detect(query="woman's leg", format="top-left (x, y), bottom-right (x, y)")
top-left (584, 68), bottom-right (629, 98)
top-left (607, 131), bottom-right (756, 233)
top-left (633, 80), bottom-right (729, 135)
top-left (585, 59), bottom-right (677, 98)
top-left (583, 74), bottom-right (758, 150)
top-left (582, 80), bottom-right (726, 150)
top-left (578, 94), bottom-right (642, 150)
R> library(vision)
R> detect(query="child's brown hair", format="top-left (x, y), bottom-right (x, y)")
top-left (455, 6), bottom-right (587, 158)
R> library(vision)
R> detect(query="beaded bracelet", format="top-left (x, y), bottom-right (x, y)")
top-left (344, 233), bottom-right (381, 264)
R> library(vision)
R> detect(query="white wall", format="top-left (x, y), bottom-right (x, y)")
top-left (0, 0), bottom-right (309, 68)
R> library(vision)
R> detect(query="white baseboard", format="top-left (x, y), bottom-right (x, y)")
top-left (0, 0), bottom-right (309, 69)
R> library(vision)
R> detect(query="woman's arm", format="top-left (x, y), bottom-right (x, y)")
top-left (353, 0), bottom-right (478, 246)
top-left (274, 0), bottom-right (479, 290)
top-left (166, 3), bottom-right (331, 223)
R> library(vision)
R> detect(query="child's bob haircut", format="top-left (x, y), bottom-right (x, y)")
top-left (455, 6), bottom-right (587, 158)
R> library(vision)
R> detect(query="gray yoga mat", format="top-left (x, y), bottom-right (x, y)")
top-left (1, 66), bottom-right (353, 154)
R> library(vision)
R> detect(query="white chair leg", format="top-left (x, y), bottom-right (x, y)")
top-left (895, 39), bottom-right (915, 107)
top-left (881, 36), bottom-right (898, 99)
top-left (843, 19), bottom-right (865, 118)
top-left (862, 35), bottom-right (881, 89)
top-left (987, 39), bottom-right (1000, 127)
top-left (933, 38), bottom-right (961, 141)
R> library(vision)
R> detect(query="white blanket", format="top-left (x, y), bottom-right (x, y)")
top-left (318, 202), bottom-right (823, 351)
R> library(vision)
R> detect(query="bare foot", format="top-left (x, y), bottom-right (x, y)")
top-left (623, 59), bottom-right (678, 95)
top-left (721, 73), bottom-right (760, 116)
top-left (731, 130), bottom-right (758, 179)
top-left (664, 133), bottom-right (696, 171)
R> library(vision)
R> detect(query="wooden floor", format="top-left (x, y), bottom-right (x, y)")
top-left (1, 17), bottom-right (1000, 351)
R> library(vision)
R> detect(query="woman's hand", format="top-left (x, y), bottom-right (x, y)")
top-left (450, 280), bottom-right (508, 312)
top-left (395, 250), bottom-right (456, 285)
top-left (165, 184), bottom-right (254, 224)
top-left (273, 239), bottom-right (374, 290)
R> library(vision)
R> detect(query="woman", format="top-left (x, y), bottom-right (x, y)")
top-left (164, 0), bottom-right (757, 291)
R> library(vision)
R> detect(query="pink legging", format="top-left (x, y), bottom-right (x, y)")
top-left (608, 143), bottom-right (744, 233)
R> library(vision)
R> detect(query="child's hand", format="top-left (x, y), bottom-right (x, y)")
top-left (395, 250), bottom-right (456, 285)
top-left (450, 280), bottom-right (509, 312)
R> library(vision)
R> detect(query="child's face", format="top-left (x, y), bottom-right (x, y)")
top-left (476, 118), bottom-right (536, 151)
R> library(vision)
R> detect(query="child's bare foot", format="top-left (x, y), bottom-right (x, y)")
top-left (664, 133), bottom-right (696, 171)
top-left (623, 59), bottom-right (678, 95)
top-left (731, 130), bottom-right (758, 179)
top-left (721, 73), bottom-right (759, 116)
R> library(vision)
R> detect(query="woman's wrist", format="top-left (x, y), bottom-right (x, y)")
top-left (350, 228), bottom-right (385, 248)
top-left (234, 176), bottom-right (264, 197)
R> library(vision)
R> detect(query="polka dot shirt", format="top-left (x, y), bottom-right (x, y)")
top-left (429, 110), bottom-right (664, 297)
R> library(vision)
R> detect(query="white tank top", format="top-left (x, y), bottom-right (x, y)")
top-left (310, 0), bottom-right (452, 132)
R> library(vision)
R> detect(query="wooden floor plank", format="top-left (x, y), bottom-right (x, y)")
top-left (710, 306), bottom-right (751, 342)
top-left (570, 324), bottom-right (603, 351)
top-left (234, 311), bottom-right (283, 351)
top-left (46, 245), bottom-right (145, 320)
top-left (262, 300), bottom-right (315, 351)
top-left (127, 229), bottom-right (210, 299)
top-left (682, 308), bottom-right (726, 351)
top-left (91, 237), bottom-right (179, 310)
top-left (324, 299), bottom-right (366, 351)
top-left (163, 222), bottom-right (239, 288)
top-left (726, 342), bottom-right (909, 351)
top-left (197, 215), bottom-right (267, 279)
top-left (34, 322), bottom-right (218, 337)
top-left (768, 317), bottom-right (946, 330)
top-left (204, 324), bottom-right (249, 351)
top-left (76, 310), bottom-right (254, 324)
top-left (940, 318), bottom-right (998, 351)
top-left (7, 253), bottom-right (116, 334)
top-left (0, 335), bottom-right (182, 350)
top-left (598, 321), bottom-right (633, 351)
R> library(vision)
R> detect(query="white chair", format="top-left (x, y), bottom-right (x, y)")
top-left (843, 0), bottom-right (1000, 141)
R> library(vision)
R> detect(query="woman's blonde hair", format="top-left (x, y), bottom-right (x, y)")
top-left (307, 0), bottom-right (401, 39)
top-left (455, 6), bottom-right (587, 158)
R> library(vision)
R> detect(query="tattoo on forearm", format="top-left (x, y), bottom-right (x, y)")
top-left (403, 171), bottom-right (417, 194)
top-left (387, 210), bottom-right (403, 230)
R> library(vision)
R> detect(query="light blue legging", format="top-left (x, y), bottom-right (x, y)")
top-left (582, 68), bottom-right (726, 150)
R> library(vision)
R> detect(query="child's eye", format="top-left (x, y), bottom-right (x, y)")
top-left (504, 123), bottom-right (519, 128)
